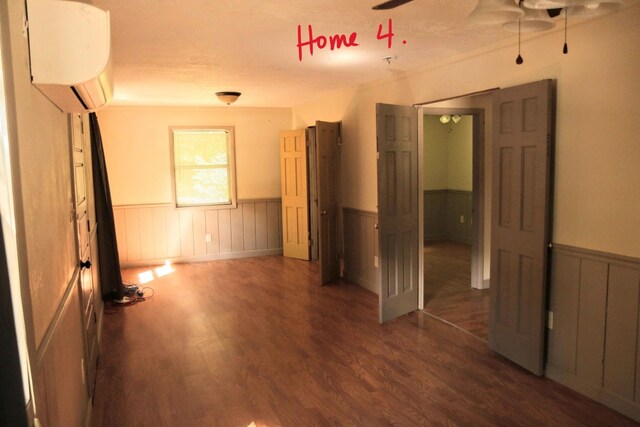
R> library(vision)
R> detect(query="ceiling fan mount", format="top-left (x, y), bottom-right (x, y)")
top-left (371, 0), bottom-right (564, 18)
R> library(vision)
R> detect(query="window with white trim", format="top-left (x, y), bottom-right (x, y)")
top-left (171, 127), bottom-right (236, 207)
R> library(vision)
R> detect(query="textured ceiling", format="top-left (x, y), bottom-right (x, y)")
top-left (86, 0), bottom-right (632, 107)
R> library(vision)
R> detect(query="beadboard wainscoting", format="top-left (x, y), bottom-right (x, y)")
top-left (113, 199), bottom-right (282, 267)
top-left (424, 190), bottom-right (472, 244)
top-left (546, 244), bottom-right (640, 422)
top-left (343, 208), bottom-right (379, 294)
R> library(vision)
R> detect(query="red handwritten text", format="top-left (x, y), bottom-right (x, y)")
top-left (297, 24), bottom-right (359, 62)
top-left (377, 18), bottom-right (395, 48)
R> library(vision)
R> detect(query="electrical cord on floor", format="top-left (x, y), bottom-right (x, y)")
top-left (105, 282), bottom-right (155, 313)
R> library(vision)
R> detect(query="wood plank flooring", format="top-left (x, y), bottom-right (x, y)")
top-left (92, 256), bottom-right (637, 426)
top-left (424, 240), bottom-right (490, 340)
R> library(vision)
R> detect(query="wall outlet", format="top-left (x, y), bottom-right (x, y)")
top-left (547, 311), bottom-right (554, 330)
top-left (205, 233), bottom-right (212, 243)
top-left (460, 215), bottom-right (464, 223)
top-left (374, 256), bottom-right (379, 268)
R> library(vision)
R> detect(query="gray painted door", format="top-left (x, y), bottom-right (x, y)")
top-left (377, 104), bottom-right (419, 323)
top-left (489, 80), bottom-right (554, 375)
top-left (307, 128), bottom-right (319, 261)
top-left (316, 121), bottom-right (340, 284)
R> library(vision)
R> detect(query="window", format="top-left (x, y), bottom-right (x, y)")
top-left (171, 127), bottom-right (236, 208)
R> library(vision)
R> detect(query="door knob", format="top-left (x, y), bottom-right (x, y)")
top-left (80, 260), bottom-right (92, 270)
top-left (321, 210), bottom-right (327, 215)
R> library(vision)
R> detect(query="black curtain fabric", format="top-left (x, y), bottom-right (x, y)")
top-left (89, 113), bottom-right (124, 301)
top-left (0, 220), bottom-right (29, 427)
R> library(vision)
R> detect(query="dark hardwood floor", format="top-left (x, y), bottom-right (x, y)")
top-left (424, 240), bottom-right (490, 340)
top-left (92, 256), bottom-right (637, 426)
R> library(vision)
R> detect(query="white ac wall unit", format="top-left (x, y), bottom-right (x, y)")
top-left (27, 0), bottom-right (113, 112)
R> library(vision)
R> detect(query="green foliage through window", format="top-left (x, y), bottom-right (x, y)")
top-left (172, 128), bottom-right (235, 207)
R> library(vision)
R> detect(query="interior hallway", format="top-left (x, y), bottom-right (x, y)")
top-left (91, 256), bottom-right (636, 426)
top-left (424, 240), bottom-right (490, 340)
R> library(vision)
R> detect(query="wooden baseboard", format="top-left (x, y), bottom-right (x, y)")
top-left (120, 249), bottom-right (283, 268)
top-left (546, 364), bottom-right (640, 422)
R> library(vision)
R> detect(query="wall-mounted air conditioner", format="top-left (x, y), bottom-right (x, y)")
top-left (27, 0), bottom-right (113, 112)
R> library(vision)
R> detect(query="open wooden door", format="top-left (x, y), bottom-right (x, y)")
top-left (71, 113), bottom-right (99, 396)
top-left (489, 80), bottom-right (554, 375)
top-left (316, 121), bottom-right (340, 284)
top-left (280, 129), bottom-right (310, 260)
top-left (377, 104), bottom-right (419, 323)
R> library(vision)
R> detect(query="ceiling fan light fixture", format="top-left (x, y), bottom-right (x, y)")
top-left (440, 115), bottom-right (451, 124)
top-left (567, 0), bottom-right (624, 17)
top-left (215, 91), bottom-right (241, 105)
top-left (452, 115), bottom-right (462, 123)
top-left (503, 7), bottom-right (557, 32)
top-left (469, 0), bottom-right (525, 25)
top-left (522, 0), bottom-right (588, 8)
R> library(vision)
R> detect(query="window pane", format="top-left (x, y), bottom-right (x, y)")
top-left (175, 167), bottom-right (230, 206)
top-left (174, 131), bottom-right (228, 166)
top-left (172, 127), bottom-right (235, 208)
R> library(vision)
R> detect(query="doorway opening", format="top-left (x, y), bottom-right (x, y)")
top-left (420, 108), bottom-right (488, 340)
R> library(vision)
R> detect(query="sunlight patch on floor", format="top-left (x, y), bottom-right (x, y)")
top-left (137, 260), bottom-right (175, 284)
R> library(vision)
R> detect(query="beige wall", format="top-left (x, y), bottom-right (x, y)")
top-left (423, 115), bottom-right (448, 190)
top-left (5, 0), bottom-right (76, 348)
top-left (423, 114), bottom-right (472, 191)
top-left (292, 6), bottom-right (640, 259)
top-left (446, 115), bottom-right (472, 191)
top-left (3, 1), bottom-right (90, 423)
top-left (97, 106), bottom-right (292, 206)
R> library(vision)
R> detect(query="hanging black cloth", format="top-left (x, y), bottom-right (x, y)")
top-left (0, 220), bottom-right (29, 427)
top-left (89, 113), bottom-right (124, 301)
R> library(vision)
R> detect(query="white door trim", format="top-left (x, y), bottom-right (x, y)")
top-left (418, 107), bottom-right (486, 310)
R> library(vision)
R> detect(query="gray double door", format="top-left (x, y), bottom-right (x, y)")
top-left (377, 80), bottom-right (554, 375)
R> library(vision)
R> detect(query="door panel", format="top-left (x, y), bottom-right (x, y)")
top-left (316, 121), bottom-right (340, 284)
top-left (71, 113), bottom-right (99, 396)
top-left (307, 128), bottom-right (319, 261)
top-left (280, 129), bottom-right (310, 260)
top-left (489, 80), bottom-right (554, 375)
top-left (377, 104), bottom-right (419, 323)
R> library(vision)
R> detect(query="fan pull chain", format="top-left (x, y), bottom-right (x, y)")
top-left (516, 18), bottom-right (523, 64)
top-left (563, 8), bottom-right (568, 54)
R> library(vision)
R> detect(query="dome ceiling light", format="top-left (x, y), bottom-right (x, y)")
top-left (215, 91), bottom-right (241, 105)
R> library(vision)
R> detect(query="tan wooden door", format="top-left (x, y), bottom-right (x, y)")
top-left (316, 121), bottom-right (340, 285)
top-left (71, 113), bottom-right (99, 395)
top-left (489, 80), bottom-right (554, 375)
top-left (280, 129), bottom-right (310, 260)
top-left (376, 104), bottom-right (419, 323)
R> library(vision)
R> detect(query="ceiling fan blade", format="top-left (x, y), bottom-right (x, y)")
top-left (372, 0), bottom-right (414, 10)
top-left (547, 8), bottom-right (563, 18)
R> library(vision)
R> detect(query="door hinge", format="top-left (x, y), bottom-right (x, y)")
top-left (308, 238), bottom-right (313, 247)
top-left (337, 136), bottom-right (342, 146)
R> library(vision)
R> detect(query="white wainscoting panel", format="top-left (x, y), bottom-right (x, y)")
top-left (114, 199), bottom-right (282, 267)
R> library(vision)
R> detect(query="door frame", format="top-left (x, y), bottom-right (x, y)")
top-left (417, 107), bottom-right (485, 309)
